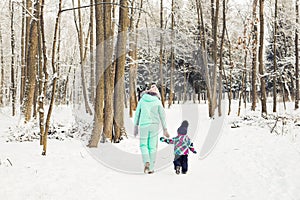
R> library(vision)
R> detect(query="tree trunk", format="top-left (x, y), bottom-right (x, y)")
top-left (273, 0), bottom-right (278, 112)
top-left (196, 0), bottom-right (213, 117)
top-left (159, 0), bottom-right (165, 107)
top-left (251, 0), bottom-right (258, 111)
top-left (218, 0), bottom-right (226, 116)
top-left (129, 0), bottom-right (136, 117)
top-left (168, 0), bottom-right (175, 108)
top-left (238, 48), bottom-right (248, 116)
top-left (10, 0), bottom-right (16, 116)
top-left (88, 0), bottom-right (105, 147)
top-left (103, 0), bottom-right (114, 141)
top-left (90, 0), bottom-right (95, 106)
top-left (23, 0), bottom-right (32, 108)
top-left (38, 0), bottom-right (46, 145)
top-left (20, 0), bottom-right (26, 104)
top-left (129, 0), bottom-right (143, 117)
top-left (0, 24), bottom-right (3, 106)
top-left (295, 0), bottom-right (299, 110)
top-left (73, 0), bottom-right (92, 115)
top-left (259, 0), bottom-right (267, 116)
top-left (211, 0), bottom-right (219, 117)
top-left (42, 0), bottom-right (62, 155)
top-left (24, 0), bottom-right (39, 122)
top-left (114, 0), bottom-right (129, 142)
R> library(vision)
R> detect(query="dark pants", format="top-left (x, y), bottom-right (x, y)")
top-left (173, 155), bottom-right (188, 173)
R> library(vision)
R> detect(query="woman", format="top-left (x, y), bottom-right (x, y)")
top-left (134, 84), bottom-right (169, 174)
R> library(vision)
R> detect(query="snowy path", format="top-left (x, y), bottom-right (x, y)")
top-left (1, 105), bottom-right (300, 200)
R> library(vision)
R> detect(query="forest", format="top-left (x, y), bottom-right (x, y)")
top-left (0, 0), bottom-right (299, 155)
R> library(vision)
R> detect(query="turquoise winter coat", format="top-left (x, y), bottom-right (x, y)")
top-left (134, 93), bottom-right (167, 129)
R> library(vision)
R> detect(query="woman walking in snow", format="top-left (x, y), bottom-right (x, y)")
top-left (134, 84), bottom-right (170, 174)
top-left (160, 120), bottom-right (197, 174)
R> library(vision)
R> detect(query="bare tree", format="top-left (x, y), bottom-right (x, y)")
top-left (24, 0), bottom-right (39, 122)
top-left (103, 0), bottom-right (114, 141)
top-left (251, 0), bottom-right (258, 111)
top-left (9, 0), bottom-right (16, 116)
top-left (218, 0), bottom-right (226, 116)
top-left (295, 0), bottom-right (299, 110)
top-left (42, 0), bottom-right (62, 155)
top-left (38, 0), bottom-right (45, 145)
top-left (129, 0), bottom-right (143, 117)
top-left (259, 0), bottom-right (267, 116)
top-left (159, 0), bottom-right (165, 107)
top-left (195, 0), bottom-right (212, 117)
top-left (168, 0), bottom-right (175, 108)
top-left (72, 0), bottom-right (92, 115)
top-left (0, 23), bottom-right (3, 106)
top-left (89, 0), bottom-right (95, 105)
top-left (20, 0), bottom-right (26, 103)
top-left (273, 0), bottom-right (278, 112)
top-left (114, 0), bottom-right (129, 142)
top-left (88, 0), bottom-right (105, 147)
top-left (23, 0), bottom-right (33, 107)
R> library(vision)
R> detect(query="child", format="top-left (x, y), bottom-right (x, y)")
top-left (160, 120), bottom-right (197, 174)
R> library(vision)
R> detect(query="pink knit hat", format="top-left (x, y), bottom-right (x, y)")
top-left (147, 84), bottom-right (161, 99)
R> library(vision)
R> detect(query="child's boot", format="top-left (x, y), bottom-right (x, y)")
top-left (175, 166), bottom-right (181, 175)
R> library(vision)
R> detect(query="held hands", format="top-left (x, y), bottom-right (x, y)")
top-left (160, 137), bottom-right (166, 142)
top-left (163, 129), bottom-right (170, 138)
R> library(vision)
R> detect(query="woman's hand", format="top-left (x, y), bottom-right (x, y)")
top-left (163, 129), bottom-right (170, 138)
top-left (134, 125), bottom-right (139, 137)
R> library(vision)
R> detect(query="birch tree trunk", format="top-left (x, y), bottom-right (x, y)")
top-left (114, 0), bottom-right (129, 142)
top-left (88, 0), bottom-right (105, 147)
top-left (251, 0), bottom-right (258, 111)
top-left (259, 0), bottom-right (267, 116)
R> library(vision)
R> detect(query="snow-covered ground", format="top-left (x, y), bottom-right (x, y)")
top-left (1, 101), bottom-right (300, 200)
